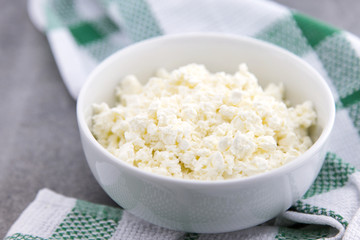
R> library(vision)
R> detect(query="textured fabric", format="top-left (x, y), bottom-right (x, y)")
top-left (13, 0), bottom-right (360, 239)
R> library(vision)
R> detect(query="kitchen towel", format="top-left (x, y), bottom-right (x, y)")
top-left (9, 0), bottom-right (360, 239)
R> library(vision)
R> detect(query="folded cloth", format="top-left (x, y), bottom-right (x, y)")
top-left (13, 0), bottom-right (360, 239)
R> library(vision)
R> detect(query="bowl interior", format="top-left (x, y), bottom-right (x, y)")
top-left (79, 34), bottom-right (333, 147)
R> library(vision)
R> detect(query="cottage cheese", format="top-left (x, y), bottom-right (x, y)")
top-left (91, 64), bottom-right (317, 180)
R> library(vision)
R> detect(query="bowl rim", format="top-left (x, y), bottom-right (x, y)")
top-left (77, 32), bottom-right (335, 187)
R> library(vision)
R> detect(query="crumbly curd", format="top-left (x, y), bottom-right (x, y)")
top-left (91, 64), bottom-right (317, 180)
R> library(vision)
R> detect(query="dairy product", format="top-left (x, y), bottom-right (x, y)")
top-left (91, 64), bottom-right (317, 180)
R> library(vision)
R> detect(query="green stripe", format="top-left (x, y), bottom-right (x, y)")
top-left (50, 200), bottom-right (123, 239)
top-left (314, 32), bottom-right (360, 133)
top-left (316, 34), bottom-right (360, 99)
top-left (45, 0), bottom-right (78, 30)
top-left (69, 22), bottom-right (104, 45)
top-left (291, 201), bottom-right (348, 228)
top-left (348, 101), bottom-right (360, 133)
top-left (5, 233), bottom-right (46, 240)
top-left (45, 2), bottom-right (64, 30)
top-left (93, 16), bottom-right (119, 36)
top-left (68, 16), bottom-right (120, 46)
top-left (46, 0), bottom-right (120, 46)
top-left (52, 0), bottom-right (77, 24)
top-left (85, 38), bottom-right (123, 61)
top-left (340, 89), bottom-right (360, 107)
top-left (115, 0), bottom-right (162, 42)
top-left (293, 12), bottom-right (339, 48)
top-left (75, 199), bottom-right (123, 221)
top-left (276, 225), bottom-right (331, 240)
top-left (302, 152), bottom-right (357, 199)
top-left (256, 16), bottom-right (311, 56)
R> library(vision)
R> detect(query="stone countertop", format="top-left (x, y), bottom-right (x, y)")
top-left (1, 0), bottom-right (359, 237)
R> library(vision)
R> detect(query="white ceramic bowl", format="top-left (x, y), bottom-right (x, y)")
top-left (77, 33), bottom-right (335, 233)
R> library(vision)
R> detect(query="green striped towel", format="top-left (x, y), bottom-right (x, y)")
top-left (8, 0), bottom-right (359, 239)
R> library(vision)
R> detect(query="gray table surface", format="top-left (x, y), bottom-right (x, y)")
top-left (1, 0), bottom-right (360, 237)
